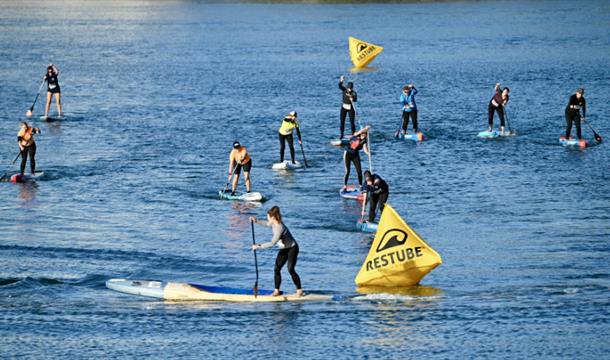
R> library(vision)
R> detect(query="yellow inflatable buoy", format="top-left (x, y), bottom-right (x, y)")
top-left (355, 204), bottom-right (442, 288)
top-left (349, 36), bottom-right (384, 68)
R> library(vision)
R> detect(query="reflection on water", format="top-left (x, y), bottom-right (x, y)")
top-left (17, 182), bottom-right (38, 204)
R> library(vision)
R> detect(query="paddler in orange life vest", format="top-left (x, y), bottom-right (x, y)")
top-left (228, 141), bottom-right (252, 196)
top-left (17, 121), bottom-right (41, 176)
top-left (488, 83), bottom-right (510, 134)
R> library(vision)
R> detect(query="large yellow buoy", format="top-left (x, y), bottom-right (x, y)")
top-left (349, 36), bottom-right (384, 68)
top-left (355, 204), bottom-right (442, 288)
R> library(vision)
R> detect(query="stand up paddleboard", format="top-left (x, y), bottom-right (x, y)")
top-left (477, 130), bottom-right (515, 139)
top-left (218, 190), bottom-right (265, 202)
top-left (272, 160), bottom-right (303, 170)
top-left (106, 278), bottom-right (341, 302)
top-left (339, 185), bottom-right (364, 201)
top-left (40, 115), bottom-right (62, 122)
top-left (356, 219), bottom-right (378, 233)
top-left (10, 171), bottom-right (44, 183)
top-left (559, 137), bottom-right (587, 149)
top-left (396, 132), bottom-right (425, 142)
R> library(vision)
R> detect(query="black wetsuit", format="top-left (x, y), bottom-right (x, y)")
top-left (565, 94), bottom-right (586, 139)
top-left (19, 143), bottom-right (36, 175)
top-left (46, 73), bottom-right (60, 94)
top-left (339, 81), bottom-right (357, 138)
top-left (488, 90), bottom-right (508, 127)
top-left (364, 174), bottom-right (389, 222)
top-left (343, 135), bottom-right (366, 186)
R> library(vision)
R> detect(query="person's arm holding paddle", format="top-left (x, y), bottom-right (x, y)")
top-left (250, 207), bottom-right (303, 297)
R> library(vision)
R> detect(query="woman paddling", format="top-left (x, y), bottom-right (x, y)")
top-left (488, 83), bottom-right (510, 134)
top-left (564, 88), bottom-right (586, 140)
top-left (43, 64), bottom-right (62, 119)
top-left (343, 126), bottom-right (370, 189)
top-left (338, 75), bottom-right (358, 139)
top-left (278, 111), bottom-right (302, 164)
top-left (400, 84), bottom-right (418, 134)
top-left (17, 121), bottom-right (41, 176)
top-left (251, 206), bottom-right (303, 297)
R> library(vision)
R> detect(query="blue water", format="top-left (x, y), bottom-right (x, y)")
top-left (1, 0), bottom-right (609, 358)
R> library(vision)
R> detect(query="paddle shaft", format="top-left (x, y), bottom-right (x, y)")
top-left (366, 131), bottom-right (372, 173)
top-left (12, 151), bottom-right (21, 165)
top-left (224, 162), bottom-right (239, 192)
top-left (250, 219), bottom-right (259, 297)
top-left (582, 117), bottom-right (602, 142)
top-left (504, 106), bottom-right (514, 134)
top-left (361, 190), bottom-right (368, 219)
top-left (299, 141), bottom-right (309, 168)
top-left (29, 79), bottom-right (46, 111)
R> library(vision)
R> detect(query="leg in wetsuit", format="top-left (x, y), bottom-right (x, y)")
top-left (368, 191), bottom-right (389, 222)
top-left (274, 244), bottom-right (301, 291)
top-left (19, 143), bottom-right (36, 175)
top-left (565, 111), bottom-right (582, 139)
top-left (279, 133), bottom-right (295, 163)
top-left (488, 104), bottom-right (506, 129)
top-left (402, 111), bottom-right (419, 133)
top-left (343, 151), bottom-right (363, 186)
top-left (340, 107), bottom-right (356, 138)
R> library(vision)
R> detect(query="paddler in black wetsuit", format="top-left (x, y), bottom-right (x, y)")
top-left (362, 170), bottom-right (389, 223)
top-left (251, 206), bottom-right (304, 297)
top-left (43, 64), bottom-right (62, 119)
top-left (488, 83), bottom-right (510, 134)
top-left (565, 88), bottom-right (586, 140)
top-left (338, 75), bottom-right (358, 139)
top-left (343, 126), bottom-right (370, 189)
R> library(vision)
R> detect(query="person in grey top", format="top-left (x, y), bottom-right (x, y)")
top-left (251, 206), bottom-right (303, 297)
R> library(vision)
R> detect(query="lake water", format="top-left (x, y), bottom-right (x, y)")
top-left (1, 0), bottom-right (609, 358)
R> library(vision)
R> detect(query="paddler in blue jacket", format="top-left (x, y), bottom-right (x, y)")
top-left (362, 170), bottom-right (389, 223)
top-left (400, 84), bottom-right (418, 134)
top-left (278, 111), bottom-right (302, 164)
top-left (251, 206), bottom-right (304, 297)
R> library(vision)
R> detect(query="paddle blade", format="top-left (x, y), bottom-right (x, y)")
top-left (25, 109), bottom-right (32, 118)
top-left (253, 281), bottom-right (258, 298)
top-left (594, 133), bottom-right (603, 143)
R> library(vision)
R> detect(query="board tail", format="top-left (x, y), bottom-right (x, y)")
top-left (355, 204), bottom-right (442, 288)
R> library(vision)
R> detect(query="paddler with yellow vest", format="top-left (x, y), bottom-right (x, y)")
top-left (17, 121), bottom-right (41, 176)
top-left (228, 141), bottom-right (252, 196)
top-left (278, 111), bottom-right (302, 164)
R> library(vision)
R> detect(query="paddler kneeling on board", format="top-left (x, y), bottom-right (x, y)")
top-left (488, 83), bottom-right (510, 134)
top-left (251, 206), bottom-right (304, 297)
top-left (17, 121), bottom-right (41, 176)
top-left (228, 141), bottom-right (252, 196)
top-left (362, 170), bottom-right (389, 223)
top-left (278, 111), bottom-right (302, 164)
top-left (343, 126), bottom-right (370, 190)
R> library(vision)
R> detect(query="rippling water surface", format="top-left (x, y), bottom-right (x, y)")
top-left (1, 0), bottom-right (609, 358)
